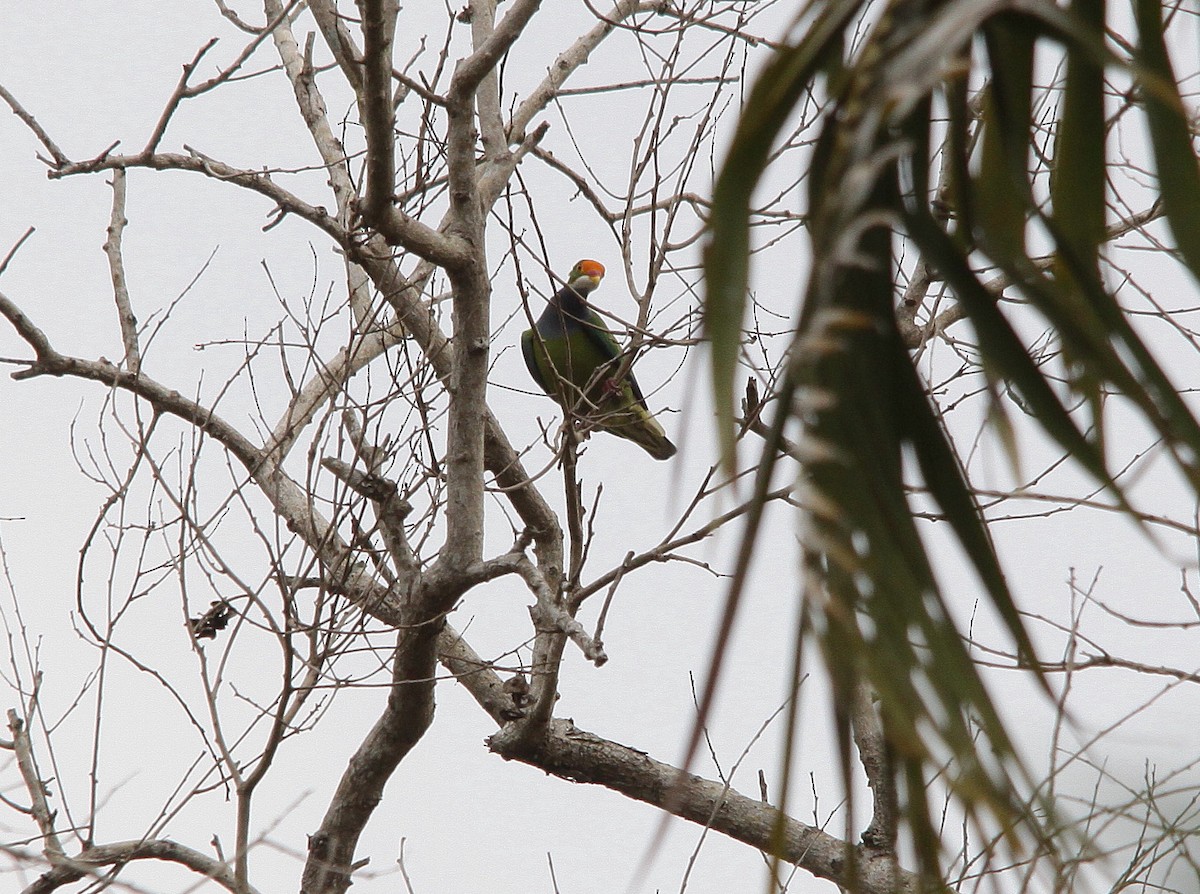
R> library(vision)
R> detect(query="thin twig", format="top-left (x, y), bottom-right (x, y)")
top-left (0, 226), bottom-right (35, 278)
top-left (0, 83), bottom-right (69, 166)
top-left (590, 549), bottom-right (632, 650)
top-left (143, 38), bottom-right (219, 153)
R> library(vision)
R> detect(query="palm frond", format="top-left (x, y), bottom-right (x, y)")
top-left (704, 0), bottom-right (1200, 885)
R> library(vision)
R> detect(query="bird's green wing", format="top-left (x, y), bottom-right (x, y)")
top-left (524, 319), bottom-right (613, 402)
top-left (574, 306), bottom-right (650, 410)
top-left (521, 328), bottom-right (553, 395)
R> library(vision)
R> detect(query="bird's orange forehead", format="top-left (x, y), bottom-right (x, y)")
top-left (576, 259), bottom-right (605, 278)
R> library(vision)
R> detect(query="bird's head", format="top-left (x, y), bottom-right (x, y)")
top-left (567, 259), bottom-right (605, 295)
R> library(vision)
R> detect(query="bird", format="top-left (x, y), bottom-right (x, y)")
top-left (521, 259), bottom-right (677, 460)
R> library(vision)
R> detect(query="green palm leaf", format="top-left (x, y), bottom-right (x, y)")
top-left (704, 0), bottom-right (1200, 885)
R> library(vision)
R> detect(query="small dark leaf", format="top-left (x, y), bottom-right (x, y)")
top-left (188, 599), bottom-right (238, 642)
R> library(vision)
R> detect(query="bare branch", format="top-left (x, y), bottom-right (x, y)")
top-left (0, 84), bottom-right (68, 167)
top-left (359, 0), bottom-right (400, 224)
top-left (50, 148), bottom-right (348, 242)
top-left (488, 718), bottom-right (917, 894)
top-left (186, 1), bottom-right (303, 97)
top-left (262, 0), bottom-right (360, 234)
top-left (437, 622), bottom-right (529, 722)
top-left (322, 452), bottom-right (418, 584)
top-left (440, 184), bottom-right (489, 573)
top-left (498, 552), bottom-right (607, 665)
top-left (213, 0), bottom-right (265, 33)
top-left (299, 622), bottom-right (437, 894)
top-left (7, 706), bottom-right (64, 861)
top-left (851, 683), bottom-right (900, 868)
top-left (453, 0), bottom-right (543, 100)
top-left (507, 0), bottom-right (650, 143)
top-left (103, 168), bottom-right (140, 374)
top-left (573, 485), bottom-right (795, 603)
top-left (468, 0), bottom-right (508, 158)
top-left (20, 838), bottom-right (252, 894)
top-left (142, 38), bottom-right (220, 154)
top-left (0, 292), bottom-right (406, 625)
top-left (308, 0), bottom-right (365, 97)
top-left (0, 226), bottom-right (35, 278)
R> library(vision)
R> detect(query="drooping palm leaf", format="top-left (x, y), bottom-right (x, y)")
top-left (1136, 0), bottom-right (1200, 281)
top-left (704, 0), bottom-right (871, 472)
top-left (704, 0), bottom-right (1200, 885)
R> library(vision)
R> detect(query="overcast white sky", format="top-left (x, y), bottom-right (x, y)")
top-left (4, 4), bottom-right (1200, 894)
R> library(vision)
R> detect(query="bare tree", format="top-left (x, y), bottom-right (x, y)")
top-left (0, 3), bottom-right (851, 893)
top-left (4, 1), bottom-right (1200, 893)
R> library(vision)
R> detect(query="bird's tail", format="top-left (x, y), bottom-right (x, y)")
top-left (600, 405), bottom-right (677, 460)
